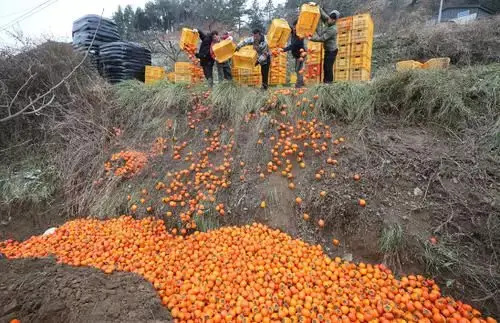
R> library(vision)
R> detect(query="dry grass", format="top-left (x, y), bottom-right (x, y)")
top-left (373, 16), bottom-right (500, 72)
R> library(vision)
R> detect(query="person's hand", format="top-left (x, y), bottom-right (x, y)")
top-left (193, 29), bottom-right (198, 33)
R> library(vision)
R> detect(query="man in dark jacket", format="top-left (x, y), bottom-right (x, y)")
top-left (309, 4), bottom-right (339, 84)
top-left (194, 29), bottom-right (218, 87)
top-left (283, 20), bottom-right (306, 88)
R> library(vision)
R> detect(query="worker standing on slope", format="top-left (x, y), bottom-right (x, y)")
top-left (235, 29), bottom-right (271, 90)
top-left (309, 3), bottom-right (339, 84)
top-left (283, 20), bottom-right (306, 88)
top-left (216, 32), bottom-right (233, 82)
top-left (194, 29), bottom-right (218, 87)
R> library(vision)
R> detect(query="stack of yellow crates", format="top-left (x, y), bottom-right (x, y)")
top-left (334, 13), bottom-right (374, 81)
top-left (174, 62), bottom-right (204, 84)
top-left (174, 62), bottom-right (193, 83)
top-left (305, 41), bottom-right (323, 84)
top-left (232, 45), bottom-right (261, 86)
top-left (266, 19), bottom-right (290, 86)
top-left (232, 65), bottom-right (261, 86)
top-left (145, 66), bottom-right (166, 85)
top-left (270, 51), bottom-right (287, 86)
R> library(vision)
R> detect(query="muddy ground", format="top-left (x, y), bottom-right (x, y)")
top-left (0, 258), bottom-right (172, 323)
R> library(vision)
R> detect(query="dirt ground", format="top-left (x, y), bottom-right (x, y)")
top-left (0, 258), bottom-right (172, 323)
top-left (0, 117), bottom-right (498, 318)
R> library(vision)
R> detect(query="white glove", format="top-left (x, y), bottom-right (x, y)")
top-left (308, 2), bottom-right (317, 6)
top-left (193, 29), bottom-right (198, 33)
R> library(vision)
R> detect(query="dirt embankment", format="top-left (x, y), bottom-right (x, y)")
top-left (0, 258), bottom-right (172, 323)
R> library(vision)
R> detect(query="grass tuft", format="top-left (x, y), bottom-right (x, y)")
top-left (379, 223), bottom-right (405, 254)
top-left (307, 83), bottom-right (373, 122)
top-left (0, 159), bottom-right (58, 204)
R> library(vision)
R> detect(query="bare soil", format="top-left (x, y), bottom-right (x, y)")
top-left (0, 258), bottom-right (172, 323)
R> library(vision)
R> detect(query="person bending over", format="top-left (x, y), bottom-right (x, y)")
top-left (236, 29), bottom-right (271, 90)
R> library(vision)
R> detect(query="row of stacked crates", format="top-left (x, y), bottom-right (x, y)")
top-left (305, 41), bottom-right (323, 85)
top-left (334, 14), bottom-right (374, 81)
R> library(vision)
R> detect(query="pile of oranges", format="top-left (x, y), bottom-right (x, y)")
top-left (126, 85), bottom-right (365, 232)
top-left (104, 150), bottom-right (148, 178)
top-left (1, 217), bottom-right (496, 323)
top-left (129, 127), bottom-right (234, 232)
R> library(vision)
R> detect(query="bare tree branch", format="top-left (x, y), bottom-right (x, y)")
top-left (0, 10), bottom-right (104, 123)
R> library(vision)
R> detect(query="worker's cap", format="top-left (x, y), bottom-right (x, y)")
top-left (329, 10), bottom-right (340, 19)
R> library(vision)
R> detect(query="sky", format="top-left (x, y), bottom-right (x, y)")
top-left (0, 0), bottom-right (281, 48)
top-left (0, 0), bottom-right (148, 46)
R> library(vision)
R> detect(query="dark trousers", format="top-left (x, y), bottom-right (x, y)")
top-left (217, 61), bottom-right (232, 81)
top-left (323, 49), bottom-right (338, 84)
top-left (260, 57), bottom-right (271, 90)
top-left (200, 58), bottom-right (215, 86)
top-left (295, 58), bottom-right (305, 87)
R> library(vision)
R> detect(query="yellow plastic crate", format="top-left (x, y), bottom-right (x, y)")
top-left (270, 56), bottom-right (287, 85)
top-left (351, 28), bottom-right (373, 44)
top-left (267, 19), bottom-right (292, 49)
top-left (175, 73), bottom-right (192, 84)
top-left (307, 41), bottom-right (323, 64)
top-left (233, 46), bottom-right (258, 70)
top-left (179, 28), bottom-right (199, 52)
top-left (337, 31), bottom-right (352, 45)
top-left (351, 42), bottom-right (372, 57)
top-left (232, 65), bottom-right (261, 86)
top-left (334, 68), bottom-right (349, 81)
top-left (174, 62), bottom-right (193, 74)
top-left (351, 29), bottom-right (373, 44)
top-left (337, 43), bottom-right (351, 57)
top-left (213, 39), bottom-right (236, 63)
top-left (145, 66), bottom-right (166, 84)
top-left (296, 3), bottom-right (321, 38)
top-left (350, 68), bottom-right (371, 81)
top-left (350, 55), bottom-right (371, 70)
top-left (334, 56), bottom-right (350, 70)
top-left (423, 57), bottom-right (451, 69)
top-left (396, 60), bottom-right (423, 71)
top-left (337, 16), bottom-right (353, 32)
top-left (352, 14), bottom-right (374, 31)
